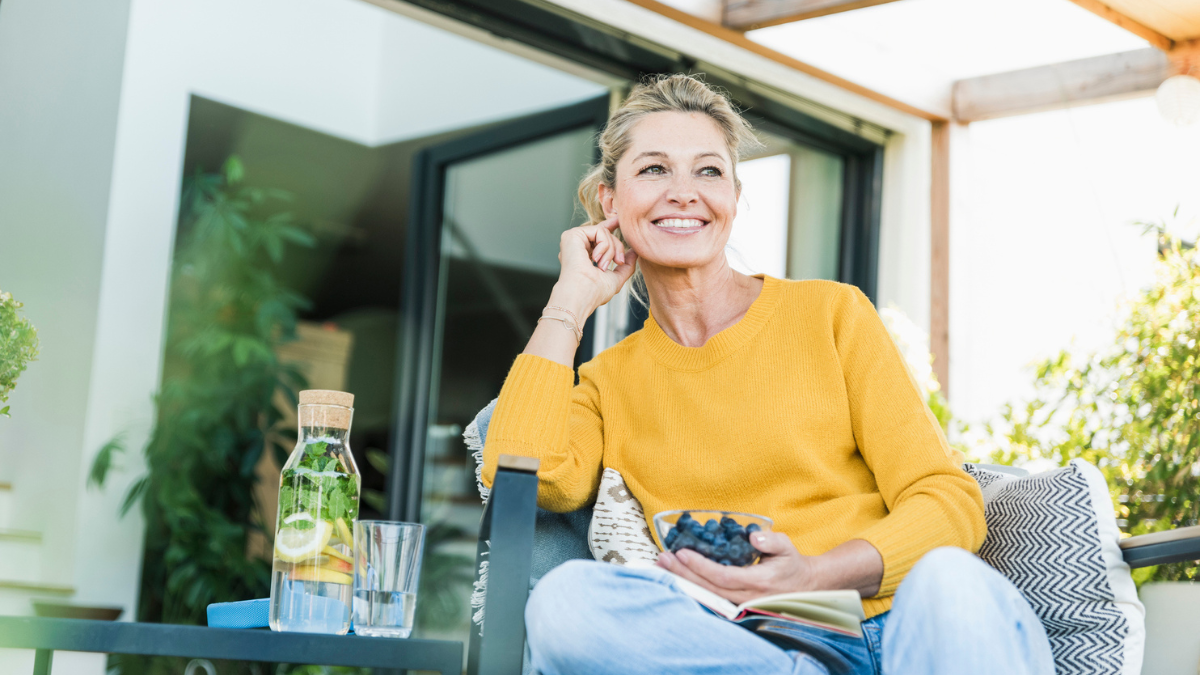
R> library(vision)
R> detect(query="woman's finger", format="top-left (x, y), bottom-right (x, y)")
top-left (600, 216), bottom-right (621, 232)
top-left (750, 531), bottom-right (794, 556)
top-left (674, 548), bottom-right (765, 592)
top-left (656, 552), bottom-right (732, 597)
top-left (591, 239), bottom-right (611, 264)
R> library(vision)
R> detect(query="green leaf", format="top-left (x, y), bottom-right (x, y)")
top-left (278, 485), bottom-right (295, 509)
top-left (88, 434), bottom-right (126, 489)
top-left (222, 156), bottom-right (244, 185)
top-left (365, 448), bottom-right (390, 474)
top-left (327, 489), bottom-right (349, 522)
top-left (306, 441), bottom-right (328, 457)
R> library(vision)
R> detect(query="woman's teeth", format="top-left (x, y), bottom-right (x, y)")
top-left (655, 218), bottom-right (706, 229)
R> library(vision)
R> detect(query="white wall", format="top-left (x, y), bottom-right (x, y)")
top-left (949, 96), bottom-right (1200, 434)
top-left (0, 1), bottom-right (133, 671)
top-left (375, 14), bottom-right (605, 144)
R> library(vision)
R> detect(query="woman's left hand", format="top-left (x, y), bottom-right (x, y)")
top-left (654, 531), bottom-right (817, 604)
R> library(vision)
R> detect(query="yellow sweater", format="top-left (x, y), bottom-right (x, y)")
top-left (481, 276), bottom-right (986, 618)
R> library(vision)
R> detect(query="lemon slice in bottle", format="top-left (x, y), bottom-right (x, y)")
top-left (322, 545), bottom-right (352, 563)
top-left (335, 518), bottom-right (354, 550)
top-left (274, 520), bottom-right (333, 563)
top-left (289, 565), bottom-right (353, 585)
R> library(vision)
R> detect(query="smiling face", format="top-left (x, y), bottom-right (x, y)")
top-left (599, 111), bottom-right (739, 273)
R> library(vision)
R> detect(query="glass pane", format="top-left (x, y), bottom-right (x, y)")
top-left (420, 124), bottom-right (597, 642)
top-left (787, 145), bottom-right (844, 281)
top-left (730, 153), bottom-right (793, 277)
top-left (718, 133), bottom-right (845, 282)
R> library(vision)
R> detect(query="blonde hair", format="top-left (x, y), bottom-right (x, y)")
top-left (578, 74), bottom-right (759, 226)
top-left (577, 74), bottom-right (760, 304)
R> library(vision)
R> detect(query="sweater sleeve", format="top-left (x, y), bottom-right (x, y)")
top-left (832, 285), bottom-right (987, 598)
top-left (479, 354), bottom-right (605, 512)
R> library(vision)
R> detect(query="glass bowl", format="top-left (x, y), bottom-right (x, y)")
top-left (652, 510), bottom-right (774, 566)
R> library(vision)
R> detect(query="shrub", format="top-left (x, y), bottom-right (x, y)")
top-left (980, 221), bottom-right (1199, 584)
top-left (0, 289), bottom-right (40, 417)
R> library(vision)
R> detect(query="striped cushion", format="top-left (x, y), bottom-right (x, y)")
top-left (965, 460), bottom-right (1145, 675)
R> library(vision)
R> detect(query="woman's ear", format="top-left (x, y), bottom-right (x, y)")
top-left (598, 182), bottom-right (616, 219)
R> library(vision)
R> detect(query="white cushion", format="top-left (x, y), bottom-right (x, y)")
top-left (965, 459), bottom-right (1145, 675)
top-left (588, 468), bottom-right (659, 566)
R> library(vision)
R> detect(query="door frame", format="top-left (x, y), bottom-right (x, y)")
top-left (388, 95), bottom-right (612, 522)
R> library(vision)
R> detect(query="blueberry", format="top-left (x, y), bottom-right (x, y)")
top-left (696, 542), bottom-right (714, 557)
top-left (746, 523), bottom-right (761, 534)
top-left (712, 534), bottom-right (727, 547)
top-left (688, 521), bottom-right (705, 536)
top-left (677, 512), bottom-right (695, 527)
top-left (665, 529), bottom-right (678, 548)
top-left (700, 530), bottom-right (716, 544)
top-left (714, 542), bottom-right (730, 558)
top-left (704, 519), bottom-right (720, 533)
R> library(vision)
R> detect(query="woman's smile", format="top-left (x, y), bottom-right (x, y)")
top-left (652, 215), bottom-right (710, 234)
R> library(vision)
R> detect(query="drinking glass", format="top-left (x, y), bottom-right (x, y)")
top-left (352, 520), bottom-right (425, 638)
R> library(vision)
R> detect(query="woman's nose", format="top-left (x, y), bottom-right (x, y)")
top-left (665, 175), bottom-right (699, 205)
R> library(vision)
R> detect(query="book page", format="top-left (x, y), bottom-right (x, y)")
top-left (746, 599), bottom-right (861, 634)
top-left (739, 590), bottom-right (865, 620)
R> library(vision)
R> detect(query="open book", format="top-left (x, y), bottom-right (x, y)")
top-left (665, 571), bottom-right (866, 638)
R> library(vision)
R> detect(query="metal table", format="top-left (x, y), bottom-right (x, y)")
top-left (0, 616), bottom-right (463, 675)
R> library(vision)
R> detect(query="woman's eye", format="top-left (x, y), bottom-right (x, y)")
top-left (639, 164), bottom-right (666, 175)
top-left (700, 166), bottom-right (723, 177)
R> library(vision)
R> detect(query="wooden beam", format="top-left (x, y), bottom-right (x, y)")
top-left (930, 121), bottom-right (950, 398)
top-left (952, 48), bottom-right (1170, 121)
top-left (623, 0), bottom-right (947, 122)
top-left (1064, 0), bottom-right (1175, 51)
top-left (723, 0), bottom-right (903, 31)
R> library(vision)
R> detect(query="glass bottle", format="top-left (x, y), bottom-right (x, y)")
top-left (269, 389), bottom-right (361, 634)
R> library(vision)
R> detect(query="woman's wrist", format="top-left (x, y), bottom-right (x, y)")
top-left (547, 281), bottom-right (598, 321)
top-left (806, 540), bottom-right (884, 597)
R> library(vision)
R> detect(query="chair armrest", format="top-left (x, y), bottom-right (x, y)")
top-left (1120, 525), bottom-right (1200, 568)
top-left (467, 455), bottom-right (540, 675)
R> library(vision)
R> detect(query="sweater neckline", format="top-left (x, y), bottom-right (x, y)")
top-left (642, 274), bottom-right (781, 371)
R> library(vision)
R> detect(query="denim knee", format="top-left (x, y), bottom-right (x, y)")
top-left (895, 547), bottom-right (1025, 626)
top-left (525, 561), bottom-right (616, 652)
top-left (906, 547), bottom-right (990, 590)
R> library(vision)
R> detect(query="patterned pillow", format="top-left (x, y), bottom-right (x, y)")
top-left (588, 468), bottom-right (659, 566)
top-left (964, 460), bottom-right (1145, 675)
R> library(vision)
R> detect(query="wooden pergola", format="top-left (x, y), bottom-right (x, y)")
top-left (629, 0), bottom-right (1199, 392)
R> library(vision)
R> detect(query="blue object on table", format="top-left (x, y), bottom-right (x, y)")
top-left (206, 598), bottom-right (269, 629)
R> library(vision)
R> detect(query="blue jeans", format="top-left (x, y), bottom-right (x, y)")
top-left (525, 547), bottom-right (1054, 675)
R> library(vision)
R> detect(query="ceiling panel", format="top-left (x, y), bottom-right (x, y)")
top-left (1101, 0), bottom-right (1200, 41)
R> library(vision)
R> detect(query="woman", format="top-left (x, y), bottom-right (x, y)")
top-left (480, 74), bottom-right (1053, 675)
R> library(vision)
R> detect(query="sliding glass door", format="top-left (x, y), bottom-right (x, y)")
top-left (389, 95), bottom-right (609, 641)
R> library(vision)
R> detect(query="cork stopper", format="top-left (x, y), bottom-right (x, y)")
top-left (298, 389), bottom-right (354, 430)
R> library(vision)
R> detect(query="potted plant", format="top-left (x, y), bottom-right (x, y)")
top-left (0, 289), bottom-right (39, 418)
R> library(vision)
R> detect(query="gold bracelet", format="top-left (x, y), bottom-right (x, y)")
top-left (537, 315), bottom-right (582, 343)
top-left (545, 305), bottom-right (583, 328)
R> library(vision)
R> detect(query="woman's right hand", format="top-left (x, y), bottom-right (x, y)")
top-left (551, 217), bottom-right (639, 319)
